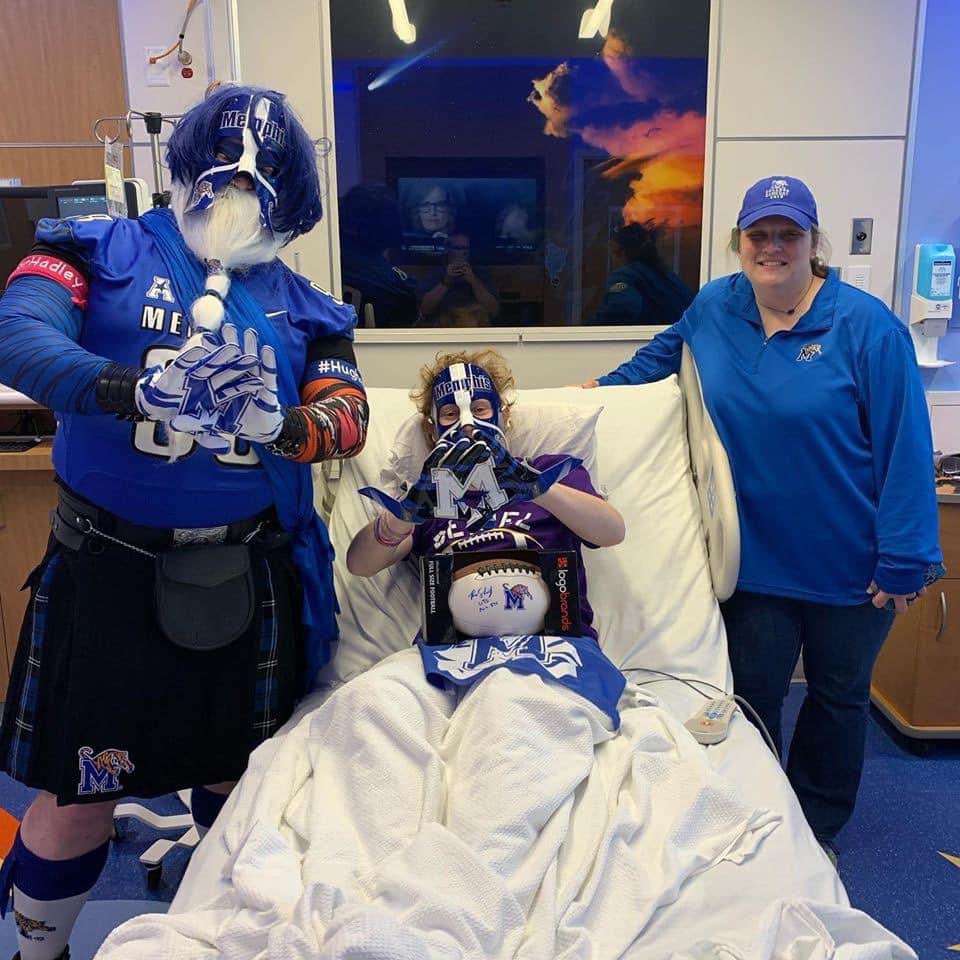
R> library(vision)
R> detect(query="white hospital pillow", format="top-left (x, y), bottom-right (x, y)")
top-left (516, 384), bottom-right (730, 692)
top-left (315, 382), bottom-right (730, 694)
top-left (378, 402), bottom-right (603, 498)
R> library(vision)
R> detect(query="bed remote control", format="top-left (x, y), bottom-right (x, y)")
top-left (684, 698), bottom-right (736, 745)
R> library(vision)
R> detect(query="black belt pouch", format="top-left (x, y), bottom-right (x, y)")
top-left (155, 544), bottom-right (255, 651)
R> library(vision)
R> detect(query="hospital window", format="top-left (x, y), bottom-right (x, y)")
top-left (329, 0), bottom-right (709, 330)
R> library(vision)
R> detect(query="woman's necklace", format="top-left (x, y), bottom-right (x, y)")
top-left (756, 275), bottom-right (816, 316)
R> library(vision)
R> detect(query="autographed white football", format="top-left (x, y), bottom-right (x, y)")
top-left (448, 558), bottom-right (550, 638)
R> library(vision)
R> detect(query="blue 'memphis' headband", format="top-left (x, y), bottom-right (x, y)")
top-left (431, 362), bottom-right (501, 430)
top-left (186, 92), bottom-right (287, 234)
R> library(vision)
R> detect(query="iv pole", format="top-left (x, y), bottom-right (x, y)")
top-left (93, 110), bottom-right (182, 209)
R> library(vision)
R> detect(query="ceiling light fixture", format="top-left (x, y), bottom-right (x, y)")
top-left (388, 0), bottom-right (417, 44)
top-left (578, 0), bottom-right (615, 39)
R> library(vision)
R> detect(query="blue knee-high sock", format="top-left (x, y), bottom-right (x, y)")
top-left (190, 787), bottom-right (229, 838)
top-left (0, 830), bottom-right (109, 960)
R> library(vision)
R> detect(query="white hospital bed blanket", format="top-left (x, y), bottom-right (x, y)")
top-left (670, 899), bottom-right (917, 960)
top-left (96, 650), bottom-right (782, 959)
top-left (100, 673), bottom-right (917, 960)
top-left (620, 681), bottom-right (915, 960)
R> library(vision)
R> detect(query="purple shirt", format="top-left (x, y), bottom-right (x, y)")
top-left (410, 455), bottom-right (600, 639)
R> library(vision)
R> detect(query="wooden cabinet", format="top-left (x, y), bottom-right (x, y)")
top-left (871, 499), bottom-right (960, 737)
top-left (0, 443), bottom-right (57, 701)
top-left (0, 0), bottom-right (129, 186)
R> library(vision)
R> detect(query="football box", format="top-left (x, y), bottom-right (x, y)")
top-left (419, 548), bottom-right (583, 646)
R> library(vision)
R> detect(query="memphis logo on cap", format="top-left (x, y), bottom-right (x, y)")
top-left (738, 175), bottom-right (817, 229)
top-left (764, 179), bottom-right (790, 200)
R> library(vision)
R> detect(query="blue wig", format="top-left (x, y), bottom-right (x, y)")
top-left (166, 84), bottom-right (323, 240)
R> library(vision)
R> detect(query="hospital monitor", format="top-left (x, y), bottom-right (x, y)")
top-left (0, 179), bottom-right (148, 292)
top-left (60, 178), bottom-right (150, 218)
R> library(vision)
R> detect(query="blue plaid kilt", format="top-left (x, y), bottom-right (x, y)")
top-left (0, 535), bottom-right (302, 805)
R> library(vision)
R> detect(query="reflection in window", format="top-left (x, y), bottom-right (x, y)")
top-left (331, 1), bottom-right (709, 328)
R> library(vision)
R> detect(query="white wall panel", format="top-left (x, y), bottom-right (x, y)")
top-left (710, 138), bottom-right (906, 308)
top-left (119, 0), bottom-right (221, 190)
top-left (715, 0), bottom-right (918, 139)
top-left (352, 332), bottom-right (657, 390)
top-left (118, 0), bottom-right (216, 119)
top-left (235, 0), bottom-right (340, 292)
top-left (927, 393), bottom-right (960, 453)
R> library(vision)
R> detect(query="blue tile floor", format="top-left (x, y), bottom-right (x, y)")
top-left (781, 683), bottom-right (960, 958)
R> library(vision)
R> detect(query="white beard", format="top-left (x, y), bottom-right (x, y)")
top-left (170, 181), bottom-right (287, 270)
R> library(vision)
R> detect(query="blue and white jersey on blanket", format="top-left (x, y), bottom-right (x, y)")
top-left (417, 634), bottom-right (626, 727)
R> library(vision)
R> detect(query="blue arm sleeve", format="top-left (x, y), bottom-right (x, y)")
top-left (863, 326), bottom-right (942, 594)
top-left (596, 316), bottom-right (688, 385)
top-left (0, 276), bottom-right (109, 414)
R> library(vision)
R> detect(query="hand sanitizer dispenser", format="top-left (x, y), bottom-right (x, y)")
top-left (909, 243), bottom-right (956, 367)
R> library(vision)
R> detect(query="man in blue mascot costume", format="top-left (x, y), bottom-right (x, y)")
top-left (0, 84), bottom-right (368, 960)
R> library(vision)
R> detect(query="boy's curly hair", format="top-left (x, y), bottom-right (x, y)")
top-left (410, 348), bottom-right (516, 443)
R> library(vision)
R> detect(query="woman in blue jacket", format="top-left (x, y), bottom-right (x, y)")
top-left (582, 176), bottom-right (942, 861)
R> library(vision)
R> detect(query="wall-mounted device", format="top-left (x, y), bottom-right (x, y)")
top-left (909, 242), bottom-right (956, 367)
top-left (850, 217), bottom-right (873, 255)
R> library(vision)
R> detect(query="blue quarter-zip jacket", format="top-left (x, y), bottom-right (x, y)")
top-left (598, 271), bottom-right (941, 603)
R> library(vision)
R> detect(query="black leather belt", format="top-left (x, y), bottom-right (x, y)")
top-left (51, 482), bottom-right (278, 555)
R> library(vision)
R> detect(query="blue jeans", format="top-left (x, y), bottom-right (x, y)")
top-left (720, 591), bottom-right (895, 842)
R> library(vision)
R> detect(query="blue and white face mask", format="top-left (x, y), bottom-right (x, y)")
top-left (186, 92), bottom-right (287, 234)
top-left (431, 363), bottom-right (502, 435)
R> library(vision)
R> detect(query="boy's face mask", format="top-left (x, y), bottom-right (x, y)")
top-left (431, 363), bottom-right (501, 437)
top-left (186, 93), bottom-right (287, 234)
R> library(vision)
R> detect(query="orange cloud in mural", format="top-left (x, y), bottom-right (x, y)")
top-left (528, 30), bottom-right (706, 229)
top-left (617, 153), bottom-right (705, 227)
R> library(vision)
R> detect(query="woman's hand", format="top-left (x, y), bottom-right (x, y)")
top-left (868, 582), bottom-right (927, 614)
top-left (568, 379), bottom-right (599, 389)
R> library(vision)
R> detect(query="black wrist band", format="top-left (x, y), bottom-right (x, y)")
top-left (266, 407), bottom-right (306, 458)
top-left (96, 362), bottom-right (145, 418)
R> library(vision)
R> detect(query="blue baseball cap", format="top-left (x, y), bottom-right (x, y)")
top-left (737, 176), bottom-right (819, 230)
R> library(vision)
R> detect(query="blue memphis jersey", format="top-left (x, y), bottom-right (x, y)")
top-left (36, 214), bottom-right (358, 527)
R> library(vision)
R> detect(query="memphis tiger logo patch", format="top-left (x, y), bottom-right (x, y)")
top-left (797, 343), bottom-right (823, 362)
top-left (77, 746), bottom-right (135, 796)
top-left (191, 180), bottom-right (215, 206)
top-left (503, 582), bottom-right (534, 610)
top-left (15, 910), bottom-right (55, 941)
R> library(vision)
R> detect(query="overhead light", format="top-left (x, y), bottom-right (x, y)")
top-left (388, 0), bottom-right (417, 44)
top-left (578, 0), bottom-right (615, 39)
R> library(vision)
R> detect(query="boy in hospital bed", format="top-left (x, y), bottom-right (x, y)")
top-left (348, 348), bottom-right (627, 706)
top-left (341, 348), bottom-right (631, 918)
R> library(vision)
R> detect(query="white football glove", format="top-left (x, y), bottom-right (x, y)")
top-left (215, 339), bottom-right (284, 444)
top-left (136, 323), bottom-right (262, 426)
top-left (169, 327), bottom-right (284, 450)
